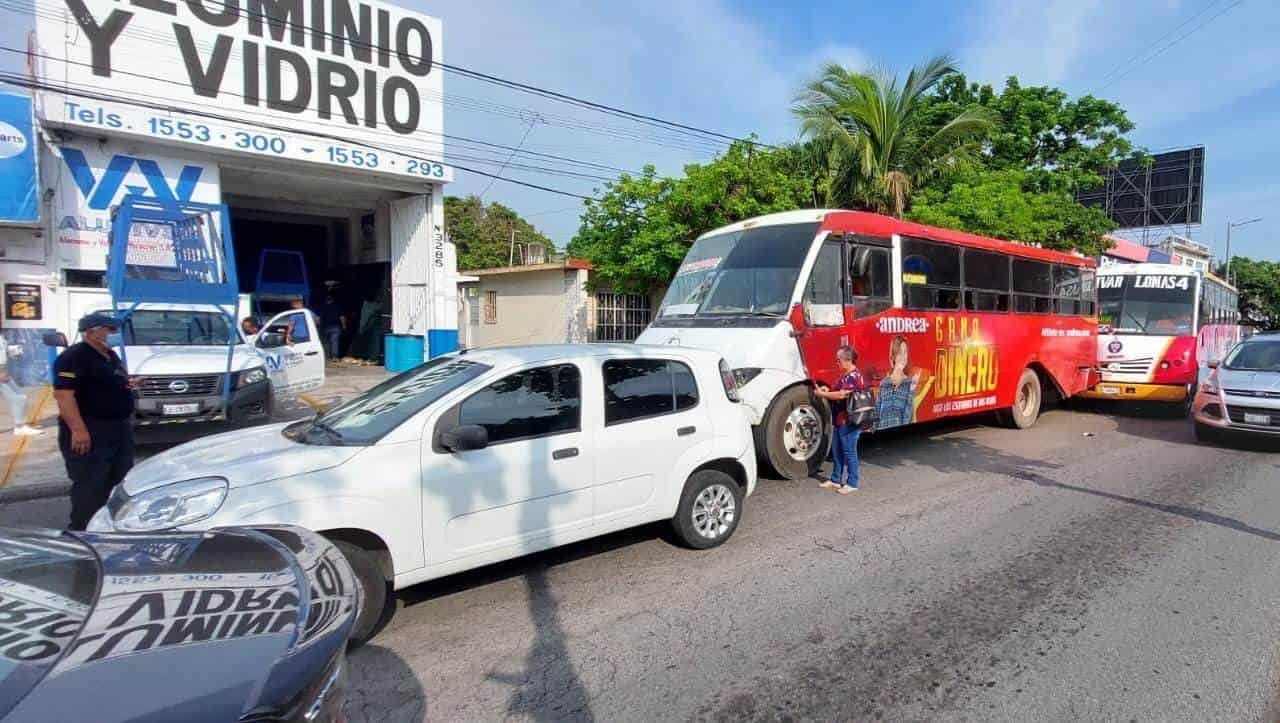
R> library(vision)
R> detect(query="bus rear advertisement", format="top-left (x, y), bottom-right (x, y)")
top-left (637, 210), bottom-right (1098, 480)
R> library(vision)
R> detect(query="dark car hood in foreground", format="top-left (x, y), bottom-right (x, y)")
top-left (0, 525), bottom-right (357, 722)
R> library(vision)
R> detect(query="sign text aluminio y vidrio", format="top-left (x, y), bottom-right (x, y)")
top-left (35, 0), bottom-right (451, 181)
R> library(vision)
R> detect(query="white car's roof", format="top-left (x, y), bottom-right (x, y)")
top-left (454, 343), bottom-right (723, 368)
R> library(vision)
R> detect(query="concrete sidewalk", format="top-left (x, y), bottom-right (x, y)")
top-left (0, 362), bottom-right (391, 503)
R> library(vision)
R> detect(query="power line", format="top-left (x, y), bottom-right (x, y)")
top-left (0, 72), bottom-right (597, 199)
top-left (1092, 0), bottom-right (1225, 88)
top-left (1095, 0), bottom-right (1245, 93)
top-left (10, 0), bottom-right (768, 150)
top-left (2, 1), bottom-right (730, 157)
top-left (3, 44), bottom-right (645, 177)
top-left (478, 120), bottom-right (535, 199)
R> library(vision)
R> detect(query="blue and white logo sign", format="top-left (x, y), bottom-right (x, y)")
top-left (0, 94), bottom-right (38, 223)
top-left (1107, 340), bottom-right (1123, 354)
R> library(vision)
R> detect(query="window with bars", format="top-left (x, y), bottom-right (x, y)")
top-left (594, 291), bottom-right (652, 342)
top-left (484, 290), bottom-right (498, 324)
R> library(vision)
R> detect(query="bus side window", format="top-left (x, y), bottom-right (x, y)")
top-left (850, 245), bottom-right (891, 316)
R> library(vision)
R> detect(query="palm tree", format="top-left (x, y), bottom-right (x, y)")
top-left (793, 55), bottom-right (997, 216)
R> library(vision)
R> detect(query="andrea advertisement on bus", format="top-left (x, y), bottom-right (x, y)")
top-left (637, 210), bottom-right (1098, 480)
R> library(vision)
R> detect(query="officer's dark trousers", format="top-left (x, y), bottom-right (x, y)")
top-left (60, 418), bottom-right (134, 530)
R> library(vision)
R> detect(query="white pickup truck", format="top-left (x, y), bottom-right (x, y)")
top-left (88, 303), bottom-right (326, 427)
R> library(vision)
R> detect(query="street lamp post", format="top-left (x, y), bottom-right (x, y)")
top-left (1225, 217), bottom-right (1263, 285)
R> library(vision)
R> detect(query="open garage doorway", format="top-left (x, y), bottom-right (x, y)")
top-left (221, 164), bottom-right (407, 365)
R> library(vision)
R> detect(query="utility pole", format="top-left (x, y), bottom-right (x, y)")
top-left (1225, 217), bottom-right (1263, 285)
top-left (507, 226), bottom-right (516, 266)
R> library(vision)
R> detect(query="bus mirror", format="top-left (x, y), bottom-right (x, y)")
top-left (1206, 359), bottom-right (1219, 369)
top-left (1098, 324), bottom-right (1112, 335)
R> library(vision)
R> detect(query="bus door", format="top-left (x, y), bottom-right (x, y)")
top-left (797, 235), bottom-right (848, 388)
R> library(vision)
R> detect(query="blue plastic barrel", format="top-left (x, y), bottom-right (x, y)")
top-left (427, 329), bottom-right (458, 359)
top-left (383, 334), bottom-right (424, 372)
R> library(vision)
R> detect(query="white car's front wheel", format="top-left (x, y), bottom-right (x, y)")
top-left (671, 469), bottom-right (744, 550)
top-left (330, 539), bottom-right (390, 647)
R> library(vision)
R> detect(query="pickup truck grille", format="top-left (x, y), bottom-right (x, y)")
top-left (138, 374), bottom-right (223, 397)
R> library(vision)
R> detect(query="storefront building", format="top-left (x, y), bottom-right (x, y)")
top-left (0, 0), bottom-right (457, 384)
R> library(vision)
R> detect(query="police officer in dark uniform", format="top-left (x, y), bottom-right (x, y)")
top-left (53, 313), bottom-right (136, 530)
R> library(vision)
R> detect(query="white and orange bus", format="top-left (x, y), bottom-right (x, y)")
top-left (637, 210), bottom-right (1098, 480)
top-left (1081, 263), bottom-right (1242, 414)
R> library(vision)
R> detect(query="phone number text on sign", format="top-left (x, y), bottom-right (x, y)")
top-left (54, 100), bottom-right (454, 183)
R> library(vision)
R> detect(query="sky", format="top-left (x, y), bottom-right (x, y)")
top-left (3, 0), bottom-right (1277, 260)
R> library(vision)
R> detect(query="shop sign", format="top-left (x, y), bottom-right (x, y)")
top-left (34, 0), bottom-right (452, 182)
top-left (0, 94), bottom-right (39, 224)
top-left (4, 283), bottom-right (42, 320)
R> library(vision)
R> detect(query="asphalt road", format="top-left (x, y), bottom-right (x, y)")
top-left (4, 404), bottom-right (1278, 721)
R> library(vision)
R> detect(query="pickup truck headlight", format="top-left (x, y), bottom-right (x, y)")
top-left (237, 366), bottom-right (267, 388)
top-left (110, 477), bottom-right (228, 532)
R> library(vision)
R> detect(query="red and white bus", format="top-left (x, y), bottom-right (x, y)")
top-left (636, 210), bottom-right (1098, 480)
top-left (1080, 263), bottom-right (1242, 413)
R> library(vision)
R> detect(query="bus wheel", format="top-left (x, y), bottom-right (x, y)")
top-left (998, 368), bottom-right (1042, 429)
top-left (1175, 383), bottom-right (1194, 418)
top-left (762, 385), bottom-right (828, 480)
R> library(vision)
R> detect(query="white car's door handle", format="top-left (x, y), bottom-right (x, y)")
top-left (552, 447), bottom-right (579, 460)
top-left (677, 426), bottom-right (696, 436)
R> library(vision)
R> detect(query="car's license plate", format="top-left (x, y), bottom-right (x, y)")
top-left (1243, 412), bottom-right (1271, 425)
top-left (1100, 385), bottom-right (1120, 395)
top-left (162, 403), bottom-right (200, 416)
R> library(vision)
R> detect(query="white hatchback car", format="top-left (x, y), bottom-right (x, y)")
top-left (90, 344), bottom-right (757, 643)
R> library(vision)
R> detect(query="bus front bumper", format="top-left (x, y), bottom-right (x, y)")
top-left (1078, 382), bottom-right (1189, 403)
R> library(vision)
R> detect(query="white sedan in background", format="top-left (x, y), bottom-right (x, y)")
top-left (90, 344), bottom-right (757, 644)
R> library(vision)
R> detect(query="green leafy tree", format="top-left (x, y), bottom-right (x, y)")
top-left (907, 169), bottom-right (1116, 256)
top-left (1222, 257), bottom-right (1280, 328)
top-left (918, 74), bottom-right (1142, 194)
top-left (792, 55), bottom-right (998, 215)
top-left (444, 195), bottom-right (558, 270)
top-left (567, 142), bottom-right (815, 292)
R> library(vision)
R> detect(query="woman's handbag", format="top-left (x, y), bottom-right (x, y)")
top-left (846, 387), bottom-right (878, 428)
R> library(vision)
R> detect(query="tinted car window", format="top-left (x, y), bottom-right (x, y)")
top-left (460, 364), bottom-right (581, 444)
top-left (604, 359), bottom-right (698, 424)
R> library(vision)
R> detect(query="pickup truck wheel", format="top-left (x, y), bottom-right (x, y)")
top-left (671, 470), bottom-right (744, 550)
top-left (760, 385), bottom-right (829, 480)
top-left (331, 539), bottom-right (389, 648)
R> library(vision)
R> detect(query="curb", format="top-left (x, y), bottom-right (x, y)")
top-left (0, 481), bottom-right (70, 504)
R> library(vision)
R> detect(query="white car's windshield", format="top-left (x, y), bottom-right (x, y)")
top-left (1222, 340), bottom-right (1280, 372)
top-left (658, 222), bottom-right (819, 318)
top-left (297, 356), bottom-right (492, 445)
top-left (107, 309), bottom-right (240, 346)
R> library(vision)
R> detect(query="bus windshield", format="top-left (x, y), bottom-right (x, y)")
top-left (657, 222), bottom-right (819, 318)
top-left (1097, 274), bottom-right (1196, 336)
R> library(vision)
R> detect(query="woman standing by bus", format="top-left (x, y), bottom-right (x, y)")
top-left (815, 345), bottom-right (866, 494)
